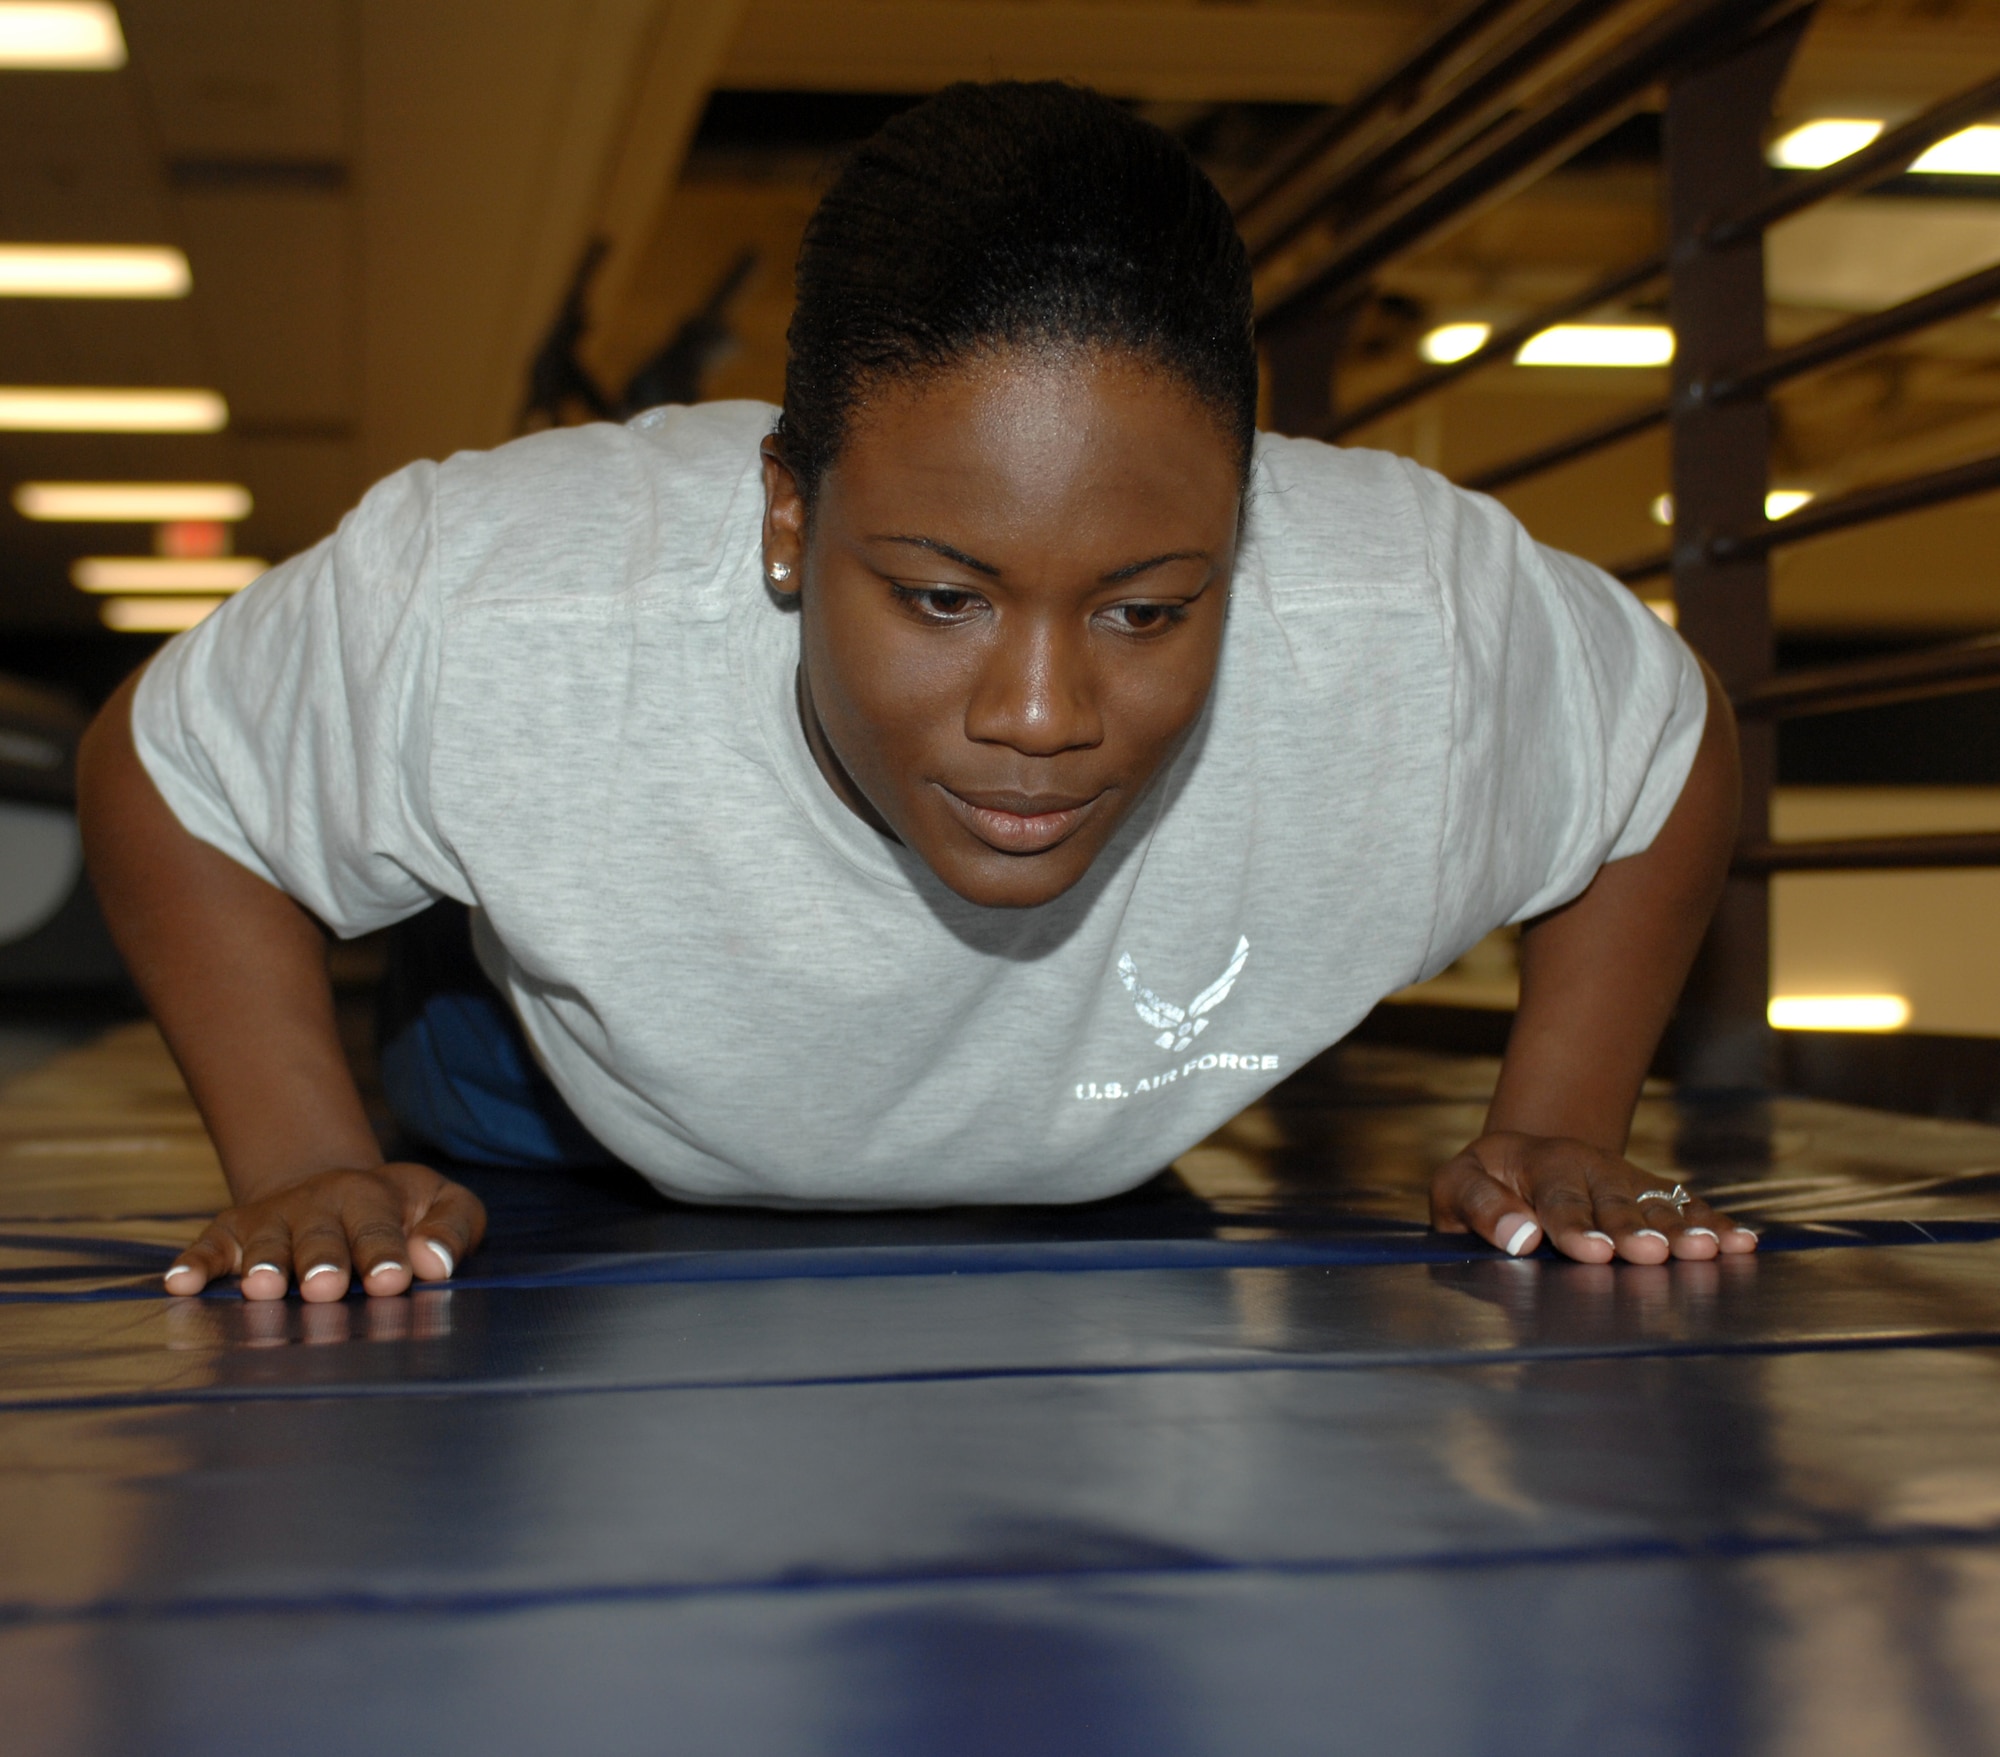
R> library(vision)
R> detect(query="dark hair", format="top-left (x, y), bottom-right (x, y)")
top-left (777, 81), bottom-right (1257, 503)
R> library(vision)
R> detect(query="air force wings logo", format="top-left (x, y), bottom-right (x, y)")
top-left (1118, 936), bottom-right (1250, 1053)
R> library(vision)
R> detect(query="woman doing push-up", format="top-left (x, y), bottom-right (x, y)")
top-left (78, 82), bottom-right (1755, 1300)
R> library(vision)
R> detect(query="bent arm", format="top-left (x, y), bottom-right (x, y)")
top-left (1432, 658), bottom-right (1754, 1263)
top-left (78, 671), bottom-right (481, 1299)
top-left (78, 669), bottom-right (383, 1197)
top-left (1489, 656), bottom-right (1740, 1152)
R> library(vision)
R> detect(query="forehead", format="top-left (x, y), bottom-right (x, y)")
top-left (820, 348), bottom-right (1243, 555)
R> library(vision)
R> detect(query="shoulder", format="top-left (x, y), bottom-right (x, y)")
top-left (1244, 431), bottom-right (1537, 591)
top-left (1242, 432), bottom-right (1582, 643)
top-left (427, 400), bottom-right (774, 616)
top-left (1245, 432), bottom-right (1429, 579)
top-left (1240, 433), bottom-right (1461, 635)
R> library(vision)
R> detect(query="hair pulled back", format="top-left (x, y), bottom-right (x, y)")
top-left (777, 81), bottom-right (1257, 502)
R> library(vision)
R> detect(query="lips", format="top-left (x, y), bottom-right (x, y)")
top-left (938, 785), bottom-right (1103, 855)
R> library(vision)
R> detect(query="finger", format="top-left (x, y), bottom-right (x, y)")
top-left (1516, 1164), bottom-right (1616, 1265)
top-left (1504, 1144), bottom-right (1624, 1264)
top-left (287, 1214), bottom-right (352, 1304)
top-left (164, 1220), bottom-right (244, 1297)
top-left (1434, 1154), bottom-right (1543, 1257)
top-left (1588, 1190), bottom-right (1671, 1265)
top-left (327, 1172), bottom-right (415, 1297)
top-left (1453, 1135), bottom-right (1614, 1264)
top-left (1658, 1192), bottom-right (1730, 1260)
top-left (234, 1219), bottom-right (295, 1301)
top-left (1675, 1193), bottom-right (1758, 1256)
top-left (1717, 1216), bottom-right (1759, 1254)
top-left (406, 1180), bottom-right (485, 1282)
top-left (1627, 1187), bottom-right (1719, 1261)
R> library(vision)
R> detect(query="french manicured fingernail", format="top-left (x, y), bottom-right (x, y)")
top-left (1685, 1226), bottom-right (1719, 1242)
top-left (1501, 1216), bottom-right (1540, 1257)
top-left (164, 1264), bottom-right (199, 1286)
top-left (366, 1262), bottom-right (407, 1281)
top-left (1634, 1228), bottom-right (1669, 1244)
top-left (1735, 1226), bottom-right (1759, 1241)
top-left (300, 1264), bottom-right (341, 1284)
top-left (426, 1243), bottom-right (454, 1278)
top-left (1582, 1231), bottom-right (1615, 1248)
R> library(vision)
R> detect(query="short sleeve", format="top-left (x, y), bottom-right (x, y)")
top-left (131, 459), bottom-right (470, 938)
top-left (1417, 462), bottom-right (1707, 969)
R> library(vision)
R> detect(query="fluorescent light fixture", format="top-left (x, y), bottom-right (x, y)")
top-left (0, 388), bottom-right (227, 432)
top-left (1769, 119), bottom-right (1883, 170)
top-left (1651, 489), bottom-right (1811, 525)
top-left (1419, 321), bottom-right (1492, 364)
top-left (98, 596), bottom-right (225, 634)
top-left (1517, 324), bottom-right (1674, 368)
top-left (1911, 125), bottom-right (2000, 175)
top-left (1768, 993), bottom-right (1911, 1031)
top-left (72, 556), bottom-right (265, 593)
top-left (13, 481), bottom-right (251, 521)
top-left (1644, 599), bottom-right (1677, 627)
top-left (0, 245), bottom-right (188, 298)
top-left (0, 2), bottom-right (124, 67)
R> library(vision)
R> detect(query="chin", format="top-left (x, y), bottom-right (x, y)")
top-left (927, 845), bottom-right (1096, 909)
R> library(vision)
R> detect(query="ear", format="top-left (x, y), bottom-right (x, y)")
top-left (759, 436), bottom-right (806, 599)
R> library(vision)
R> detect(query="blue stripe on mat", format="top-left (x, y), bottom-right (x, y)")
top-left (5, 1326), bottom-right (2000, 1416)
top-left (5, 1521), bottom-right (2000, 1630)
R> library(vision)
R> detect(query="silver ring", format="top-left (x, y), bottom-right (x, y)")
top-left (1634, 1183), bottom-right (1692, 1212)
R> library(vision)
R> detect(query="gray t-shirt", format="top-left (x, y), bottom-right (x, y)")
top-left (134, 400), bottom-right (1704, 1208)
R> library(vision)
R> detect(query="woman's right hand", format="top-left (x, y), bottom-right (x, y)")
top-left (162, 1162), bottom-right (487, 1301)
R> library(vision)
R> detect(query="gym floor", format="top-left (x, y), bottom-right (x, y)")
top-left (5, 1025), bottom-right (2000, 1754)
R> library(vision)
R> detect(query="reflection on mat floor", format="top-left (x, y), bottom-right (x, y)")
top-left (3, 1025), bottom-right (2000, 1754)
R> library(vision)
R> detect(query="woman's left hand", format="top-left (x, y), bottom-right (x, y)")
top-left (1431, 1130), bottom-right (1759, 1264)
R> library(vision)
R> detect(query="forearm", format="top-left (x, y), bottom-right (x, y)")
top-left (78, 670), bottom-right (384, 1201)
top-left (1484, 660), bottom-right (1739, 1153)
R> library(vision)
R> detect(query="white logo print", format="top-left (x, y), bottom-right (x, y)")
top-left (1118, 936), bottom-right (1250, 1053)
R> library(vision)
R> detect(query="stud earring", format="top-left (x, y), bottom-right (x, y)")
top-left (768, 560), bottom-right (792, 582)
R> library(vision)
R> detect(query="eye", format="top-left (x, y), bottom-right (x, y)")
top-left (890, 583), bottom-right (987, 623)
top-left (1098, 600), bottom-right (1192, 636)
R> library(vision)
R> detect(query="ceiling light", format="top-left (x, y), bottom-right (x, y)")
top-left (72, 556), bottom-right (265, 593)
top-left (1768, 993), bottom-right (1911, 1031)
top-left (1911, 125), bottom-right (2000, 175)
top-left (98, 596), bottom-right (225, 634)
top-left (0, 245), bottom-right (188, 298)
top-left (0, 388), bottom-right (227, 432)
top-left (13, 481), bottom-right (251, 521)
top-left (0, 2), bottom-right (123, 67)
top-left (1419, 321), bottom-right (1492, 364)
top-left (1651, 493), bottom-right (1673, 526)
top-left (1516, 325), bottom-right (1674, 367)
top-left (1768, 119), bottom-right (1883, 170)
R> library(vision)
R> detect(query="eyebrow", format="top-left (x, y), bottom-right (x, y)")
top-left (871, 534), bottom-right (1210, 585)
top-left (871, 534), bottom-right (1001, 577)
top-left (1100, 550), bottom-right (1209, 584)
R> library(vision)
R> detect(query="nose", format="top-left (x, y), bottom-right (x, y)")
top-left (963, 614), bottom-right (1103, 757)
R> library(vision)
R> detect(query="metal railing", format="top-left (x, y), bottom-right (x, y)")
top-left (1249, 0), bottom-right (2000, 1087)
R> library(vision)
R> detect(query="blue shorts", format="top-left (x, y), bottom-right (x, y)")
top-left (376, 903), bottom-right (612, 1170)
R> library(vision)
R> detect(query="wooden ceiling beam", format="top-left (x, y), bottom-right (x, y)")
top-left (717, 0), bottom-right (1419, 105)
